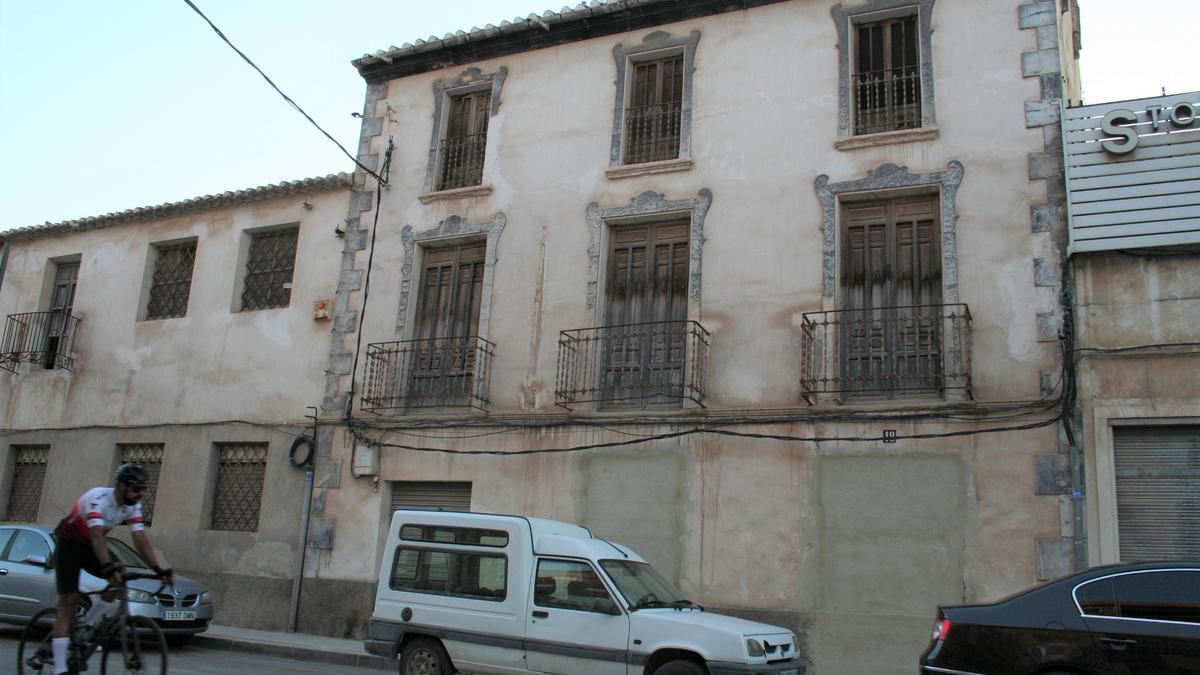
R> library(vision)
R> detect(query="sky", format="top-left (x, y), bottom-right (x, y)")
top-left (1, 0), bottom-right (1197, 230)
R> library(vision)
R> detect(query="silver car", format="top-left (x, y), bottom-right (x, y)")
top-left (0, 524), bottom-right (213, 638)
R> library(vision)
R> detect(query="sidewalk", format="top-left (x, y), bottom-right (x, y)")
top-left (191, 624), bottom-right (393, 670)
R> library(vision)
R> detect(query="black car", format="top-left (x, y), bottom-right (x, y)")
top-left (920, 562), bottom-right (1200, 675)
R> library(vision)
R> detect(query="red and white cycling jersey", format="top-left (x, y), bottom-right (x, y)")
top-left (57, 487), bottom-right (144, 543)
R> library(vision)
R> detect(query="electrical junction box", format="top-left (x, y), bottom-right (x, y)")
top-left (352, 443), bottom-right (379, 477)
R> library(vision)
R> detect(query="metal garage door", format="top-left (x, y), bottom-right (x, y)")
top-left (390, 481), bottom-right (472, 512)
top-left (1114, 426), bottom-right (1200, 561)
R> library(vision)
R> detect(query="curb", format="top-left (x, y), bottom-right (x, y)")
top-left (189, 632), bottom-right (393, 670)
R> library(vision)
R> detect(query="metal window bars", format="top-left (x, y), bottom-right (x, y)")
top-left (436, 133), bottom-right (488, 191)
top-left (801, 304), bottom-right (971, 403)
top-left (241, 228), bottom-right (298, 311)
top-left (211, 443), bottom-right (267, 532)
top-left (555, 320), bottom-right (709, 410)
top-left (852, 65), bottom-right (922, 135)
top-left (623, 101), bottom-right (683, 165)
top-left (5, 446), bottom-right (49, 522)
top-left (146, 241), bottom-right (196, 319)
top-left (0, 311), bottom-right (81, 373)
top-left (361, 336), bottom-right (495, 413)
top-left (119, 444), bottom-right (164, 526)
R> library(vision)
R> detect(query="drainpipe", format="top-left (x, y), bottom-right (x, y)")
top-left (0, 240), bottom-right (10, 296)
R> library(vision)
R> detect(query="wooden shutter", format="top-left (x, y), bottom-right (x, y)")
top-left (414, 243), bottom-right (485, 341)
top-left (391, 481), bottom-right (473, 512)
top-left (605, 222), bottom-right (689, 326)
top-left (50, 263), bottom-right (79, 314)
top-left (1113, 426), bottom-right (1200, 561)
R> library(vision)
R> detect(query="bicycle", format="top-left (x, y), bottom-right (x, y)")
top-left (17, 570), bottom-right (170, 674)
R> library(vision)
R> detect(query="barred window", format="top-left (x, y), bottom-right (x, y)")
top-left (119, 444), bottom-right (164, 526)
top-left (623, 55), bottom-right (684, 165)
top-left (5, 445), bottom-right (49, 522)
top-left (853, 14), bottom-right (922, 135)
top-left (211, 443), bottom-right (267, 532)
top-left (436, 90), bottom-right (490, 191)
top-left (145, 241), bottom-right (197, 319)
top-left (241, 227), bottom-right (298, 311)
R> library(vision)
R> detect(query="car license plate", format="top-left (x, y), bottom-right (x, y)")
top-left (163, 611), bottom-right (196, 621)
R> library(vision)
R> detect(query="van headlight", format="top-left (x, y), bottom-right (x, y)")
top-left (746, 639), bottom-right (765, 657)
top-left (126, 589), bottom-right (156, 604)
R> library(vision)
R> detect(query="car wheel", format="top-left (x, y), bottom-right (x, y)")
top-left (655, 659), bottom-right (706, 675)
top-left (400, 637), bottom-right (453, 675)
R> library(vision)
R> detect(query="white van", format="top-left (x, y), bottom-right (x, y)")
top-left (365, 510), bottom-right (806, 675)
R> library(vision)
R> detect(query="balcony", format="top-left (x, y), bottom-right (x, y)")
top-left (436, 133), bottom-right (487, 191)
top-left (555, 320), bottom-right (709, 410)
top-left (361, 336), bottom-right (495, 413)
top-left (623, 101), bottom-right (683, 165)
top-left (801, 304), bottom-right (971, 403)
top-left (1, 311), bottom-right (81, 373)
top-left (853, 66), bottom-right (922, 136)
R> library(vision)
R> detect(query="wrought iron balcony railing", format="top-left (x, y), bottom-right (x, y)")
top-left (436, 133), bottom-right (487, 191)
top-left (623, 101), bottom-right (683, 165)
top-left (801, 304), bottom-right (971, 403)
top-left (853, 66), bottom-right (922, 135)
top-left (555, 320), bottom-right (709, 410)
top-left (1, 311), bottom-right (81, 373)
top-left (361, 336), bottom-right (495, 413)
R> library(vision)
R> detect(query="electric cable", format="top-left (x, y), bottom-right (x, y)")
top-left (181, 0), bottom-right (387, 185)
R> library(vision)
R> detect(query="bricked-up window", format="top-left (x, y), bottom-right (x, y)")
top-left (119, 444), bottom-right (164, 526)
top-left (437, 90), bottom-right (490, 191)
top-left (241, 227), bottom-right (298, 311)
top-left (5, 446), bottom-right (49, 521)
top-left (853, 14), bottom-right (921, 135)
top-left (211, 443), bottom-right (267, 532)
top-left (623, 55), bottom-right (684, 165)
top-left (145, 241), bottom-right (196, 320)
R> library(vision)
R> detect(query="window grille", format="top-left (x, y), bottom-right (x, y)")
top-left (390, 481), bottom-right (472, 512)
top-left (211, 443), bottom-right (267, 532)
top-left (853, 15), bottom-right (922, 135)
top-left (146, 241), bottom-right (196, 319)
top-left (241, 228), bottom-right (298, 311)
top-left (119, 443), bottom-right (164, 526)
top-left (623, 55), bottom-right (684, 165)
top-left (5, 445), bottom-right (49, 521)
top-left (437, 91), bottom-right (490, 191)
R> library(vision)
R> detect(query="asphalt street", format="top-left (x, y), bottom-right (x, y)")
top-left (0, 625), bottom-right (392, 674)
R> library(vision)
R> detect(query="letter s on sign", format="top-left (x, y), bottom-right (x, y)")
top-left (1101, 109), bottom-right (1139, 155)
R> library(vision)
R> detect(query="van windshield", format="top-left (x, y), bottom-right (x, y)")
top-left (600, 560), bottom-right (693, 610)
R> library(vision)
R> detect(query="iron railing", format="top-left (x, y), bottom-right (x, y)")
top-left (437, 133), bottom-right (488, 190)
top-left (362, 336), bottom-right (495, 413)
top-left (555, 320), bottom-right (709, 409)
top-left (853, 66), bottom-right (922, 135)
top-left (801, 304), bottom-right (971, 403)
top-left (623, 101), bottom-right (683, 165)
top-left (1, 311), bottom-right (81, 373)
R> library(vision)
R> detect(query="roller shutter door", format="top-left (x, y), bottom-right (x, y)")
top-left (1113, 426), bottom-right (1200, 561)
top-left (390, 481), bottom-right (472, 512)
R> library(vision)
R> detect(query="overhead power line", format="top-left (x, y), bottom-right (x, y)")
top-left (181, 0), bottom-right (386, 185)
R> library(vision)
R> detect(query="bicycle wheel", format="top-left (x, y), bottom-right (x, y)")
top-left (16, 608), bottom-right (58, 675)
top-left (100, 615), bottom-right (167, 675)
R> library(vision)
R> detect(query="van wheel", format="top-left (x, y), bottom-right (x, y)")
top-left (655, 659), bottom-right (706, 675)
top-left (400, 637), bottom-right (453, 675)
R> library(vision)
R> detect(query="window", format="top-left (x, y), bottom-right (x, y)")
top-left (1115, 571), bottom-right (1200, 624)
top-left (388, 546), bottom-right (507, 601)
top-left (853, 14), bottom-right (921, 135)
top-left (119, 444), bottom-right (164, 526)
top-left (390, 481), bottom-right (472, 512)
top-left (534, 559), bottom-right (615, 613)
top-left (407, 243), bottom-right (486, 406)
top-left (5, 445), bottom-right (48, 521)
top-left (400, 524), bottom-right (507, 547)
top-left (623, 55), bottom-right (684, 165)
top-left (210, 443), bottom-right (267, 532)
top-left (832, 0), bottom-right (935, 141)
top-left (145, 241), bottom-right (196, 320)
top-left (437, 90), bottom-right (490, 191)
top-left (45, 261), bottom-right (79, 369)
top-left (4, 529), bottom-right (50, 563)
top-left (1076, 579), bottom-right (1117, 617)
top-left (240, 227), bottom-right (298, 311)
top-left (840, 196), bottom-right (943, 397)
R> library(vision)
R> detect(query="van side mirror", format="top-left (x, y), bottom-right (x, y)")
top-left (22, 555), bottom-right (48, 567)
top-left (592, 597), bottom-right (621, 615)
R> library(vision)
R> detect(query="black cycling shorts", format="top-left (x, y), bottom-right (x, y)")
top-left (54, 537), bottom-right (104, 595)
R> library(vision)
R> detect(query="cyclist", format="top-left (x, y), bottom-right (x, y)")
top-left (48, 463), bottom-right (173, 675)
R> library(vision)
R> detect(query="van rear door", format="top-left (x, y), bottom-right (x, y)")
top-left (525, 557), bottom-right (630, 674)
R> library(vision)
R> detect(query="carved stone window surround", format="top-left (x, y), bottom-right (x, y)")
top-left (422, 66), bottom-right (508, 196)
top-left (609, 30), bottom-right (701, 169)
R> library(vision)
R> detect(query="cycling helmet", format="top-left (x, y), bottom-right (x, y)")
top-left (114, 463), bottom-right (149, 488)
